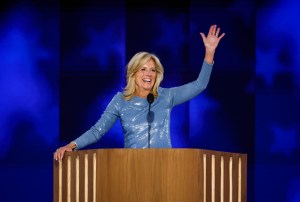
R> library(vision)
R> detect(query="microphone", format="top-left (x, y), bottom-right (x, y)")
top-left (147, 93), bottom-right (154, 105)
top-left (146, 93), bottom-right (154, 148)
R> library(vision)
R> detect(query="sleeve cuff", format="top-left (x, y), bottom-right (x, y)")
top-left (70, 141), bottom-right (78, 151)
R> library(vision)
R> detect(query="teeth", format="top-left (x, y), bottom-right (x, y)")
top-left (143, 79), bottom-right (151, 82)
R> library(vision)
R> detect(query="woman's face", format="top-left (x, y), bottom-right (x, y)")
top-left (134, 58), bottom-right (157, 96)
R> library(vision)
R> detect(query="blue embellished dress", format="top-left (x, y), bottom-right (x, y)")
top-left (73, 60), bottom-right (213, 149)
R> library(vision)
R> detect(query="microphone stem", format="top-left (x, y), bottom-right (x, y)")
top-left (148, 104), bottom-right (151, 148)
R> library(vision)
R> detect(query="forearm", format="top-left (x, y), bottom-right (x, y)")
top-left (73, 127), bottom-right (100, 149)
top-left (171, 60), bottom-right (213, 106)
top-left (72, 93), bottom-right (120, 149)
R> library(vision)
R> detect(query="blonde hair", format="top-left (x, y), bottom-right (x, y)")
top-left (123, 52), bottom-right (164, 100)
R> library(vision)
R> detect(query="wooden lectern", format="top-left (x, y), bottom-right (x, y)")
top-left (53, 149), bottom-right (247, 202)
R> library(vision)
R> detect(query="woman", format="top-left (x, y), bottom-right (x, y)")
top-left (54, 24), bottom-right (225, 161)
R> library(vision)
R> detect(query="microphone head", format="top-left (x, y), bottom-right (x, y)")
top-left (147, 93), bottom-right (154, 104)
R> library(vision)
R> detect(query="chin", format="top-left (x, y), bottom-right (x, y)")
top-left (143, 85), bottom-right (153, 91)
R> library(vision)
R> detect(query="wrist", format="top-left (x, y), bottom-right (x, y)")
top-left (69, 141), bottom-right (77, 151)
top-left (204, 53), bottom-right (214, 65)
top-left (205, 49), bottom-right (215, 62)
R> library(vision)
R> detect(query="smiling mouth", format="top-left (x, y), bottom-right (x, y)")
top-left (143, 79), bottom-right (151, 83)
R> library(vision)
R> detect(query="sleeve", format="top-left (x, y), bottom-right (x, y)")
top-left (169, 60), bottom-right (213, 107)
top-left (73, 93), bottom-right (121, 149)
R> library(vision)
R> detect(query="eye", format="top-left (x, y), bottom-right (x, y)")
top-left (152, 69), bottom-right (156, 72)
top-left (141, 68), bottom-right (145, 71)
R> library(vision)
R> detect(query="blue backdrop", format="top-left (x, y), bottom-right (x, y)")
top-left (0, 0), bottom-right (299, 201)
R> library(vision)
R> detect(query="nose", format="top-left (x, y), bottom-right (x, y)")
top-left (145, 69), bottom-right (152, 76)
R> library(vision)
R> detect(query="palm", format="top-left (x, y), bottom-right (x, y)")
top-left (200, 24), bottom-right (225, 52)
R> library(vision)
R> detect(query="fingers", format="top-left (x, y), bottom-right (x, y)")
top-left (208, 24), bottom-right (215, 36)
top-left (54, 145), bottom-right (75, 161)
top-left (54, 147), bottom-right (65, 161)
top-left (200, 32), bottom-right (205, 40)
top-left (54, 148), bottom-right (61, 161)
top-left (208, 24), bottom-right (225, 39)
top-left (215, 27), bottom-right (220, 37)
top-left (218, 32), bottom-right (225, 40)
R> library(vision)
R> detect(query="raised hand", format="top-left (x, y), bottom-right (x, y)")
top-left (200, 24), bottom-right (225, 64)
